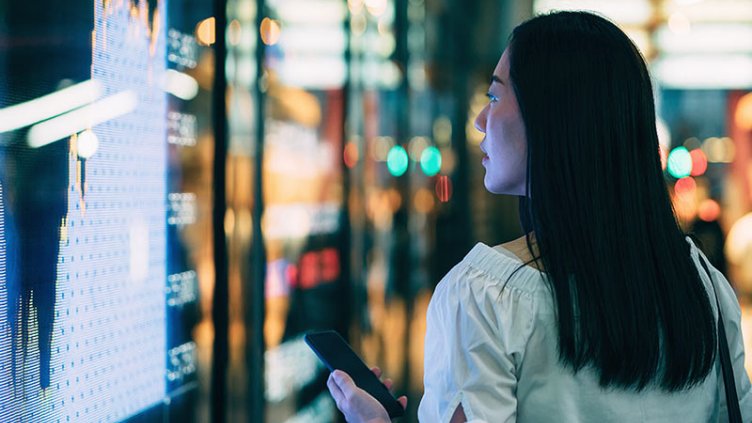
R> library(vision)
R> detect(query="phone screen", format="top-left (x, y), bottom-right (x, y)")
top-left (304, 330), bottom-right (405, 418)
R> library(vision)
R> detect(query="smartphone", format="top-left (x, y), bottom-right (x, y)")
top-left (304, 330), bottom-right (405, 419)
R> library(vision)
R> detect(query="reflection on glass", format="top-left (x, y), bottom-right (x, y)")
top-left (256, 1), bottom-right (349, 420)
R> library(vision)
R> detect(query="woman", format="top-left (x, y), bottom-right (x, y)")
top-left (327, 11), bottom-right (752, 422)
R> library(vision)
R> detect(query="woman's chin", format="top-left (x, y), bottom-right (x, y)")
top-left (484, 180), bottom-right (507, 195)
top-left (484, 178), bottom-right (524, 196)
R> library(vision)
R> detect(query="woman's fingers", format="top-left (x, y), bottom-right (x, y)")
top-left (327, 370), bottom-right (392, 422)
top-left (370, 366), bottom-right (382, 379)
top-left (371, 367), bottom-right (395, 392)
top-left (331, 370), bottom-right (358, 400)
top-left (328, 369), bottom-right (408, 420)
top-left (369, 368), bottom-right (400, 399)
top-left (327, 372), bottom-right (345, 407)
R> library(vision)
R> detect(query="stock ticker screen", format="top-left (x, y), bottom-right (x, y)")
top-left (0, 0), bottom-right (201, 421)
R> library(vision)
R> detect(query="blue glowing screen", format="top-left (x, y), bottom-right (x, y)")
top-left (0, 0), bottom-right (199, 421)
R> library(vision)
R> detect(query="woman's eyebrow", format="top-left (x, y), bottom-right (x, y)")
top-left (490, 75), bottom-right (504, 85)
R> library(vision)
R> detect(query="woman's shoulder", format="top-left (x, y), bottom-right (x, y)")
top-left (435, 238), bottom-right (547, 300)
top-left (426, 241), bottom-right (545, 356)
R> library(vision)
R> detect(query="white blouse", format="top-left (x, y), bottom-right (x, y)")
top-left (418, 238), bottom-right (752, 422)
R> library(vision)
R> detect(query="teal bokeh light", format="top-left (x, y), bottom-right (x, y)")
top-left (387, 145), bottom-right (409, 176)
top-left (667, 147), bottom-right (692, 179)
top-left (420, 146), bottom-right (442, 176)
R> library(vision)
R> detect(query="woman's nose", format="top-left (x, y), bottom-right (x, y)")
top-left (474, 107), bottom-right (487, 133)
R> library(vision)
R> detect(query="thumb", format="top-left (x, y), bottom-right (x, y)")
top-left (331, 370), bottom-right (358, 399)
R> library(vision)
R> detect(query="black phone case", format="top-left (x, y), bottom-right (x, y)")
top-left (304, 330), bottom-right (405, 419)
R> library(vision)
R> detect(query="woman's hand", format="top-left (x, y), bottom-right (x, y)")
top-left (326, 367), bottom-right (407, 423)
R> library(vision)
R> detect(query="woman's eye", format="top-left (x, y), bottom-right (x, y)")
top-left (486, 92), bottom-right (498, 103)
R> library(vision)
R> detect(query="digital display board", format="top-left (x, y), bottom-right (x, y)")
top-left (0, 0), bottom-right (200, 421)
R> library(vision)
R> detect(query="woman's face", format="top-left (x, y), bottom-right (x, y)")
top-left (474, 48), bottom-right (528, 196)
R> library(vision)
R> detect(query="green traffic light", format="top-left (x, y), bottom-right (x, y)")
top-left (420, 146), bottom-right (442, 176)
top-left (387, 145), bottom-right (409, 176)
top-left (667, 147), bottom-right (692, 179)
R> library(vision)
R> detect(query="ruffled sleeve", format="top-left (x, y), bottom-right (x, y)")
top-left (418, 247), bottom-right (537, 423)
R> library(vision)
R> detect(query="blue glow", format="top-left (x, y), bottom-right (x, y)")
top-left (0, 1), bottom-right (185, 421)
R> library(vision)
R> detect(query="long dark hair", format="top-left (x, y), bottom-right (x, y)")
top-left (508, 11), bottom-right (716, 391)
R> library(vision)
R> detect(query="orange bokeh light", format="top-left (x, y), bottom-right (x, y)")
top-left (344, 142), bottom-right (359, 168)
top-left (196, 17), bottom-right (216, 46)
top-left (735, 92), bottom-right (752, 131)
top-left (414, 188), bottom-right (435, 214)
top-left (260, 17), bottom-right (281, 46)
top-left (698, 199), bottom-right (721, 222)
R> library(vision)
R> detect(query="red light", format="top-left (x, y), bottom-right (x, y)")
top-left (674, 177), bottom-right (696, 199)
top-left (294, 248), bottom-right (341, 290)
top-left (690, 149), bottom-right (707, 176)
top-left (286, 264), bottom-right (299, 288)
top-left (435, 175), bottom-right (452, 202)
top-left (320, 248), bottom-right (340, 281)
top-left (299, 252), bottom-right (319, 289)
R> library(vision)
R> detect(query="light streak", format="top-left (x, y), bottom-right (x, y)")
top-left (0, 80), bottom-right (103, 133)
top-left (27, 90), bottom-right (138, 149)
